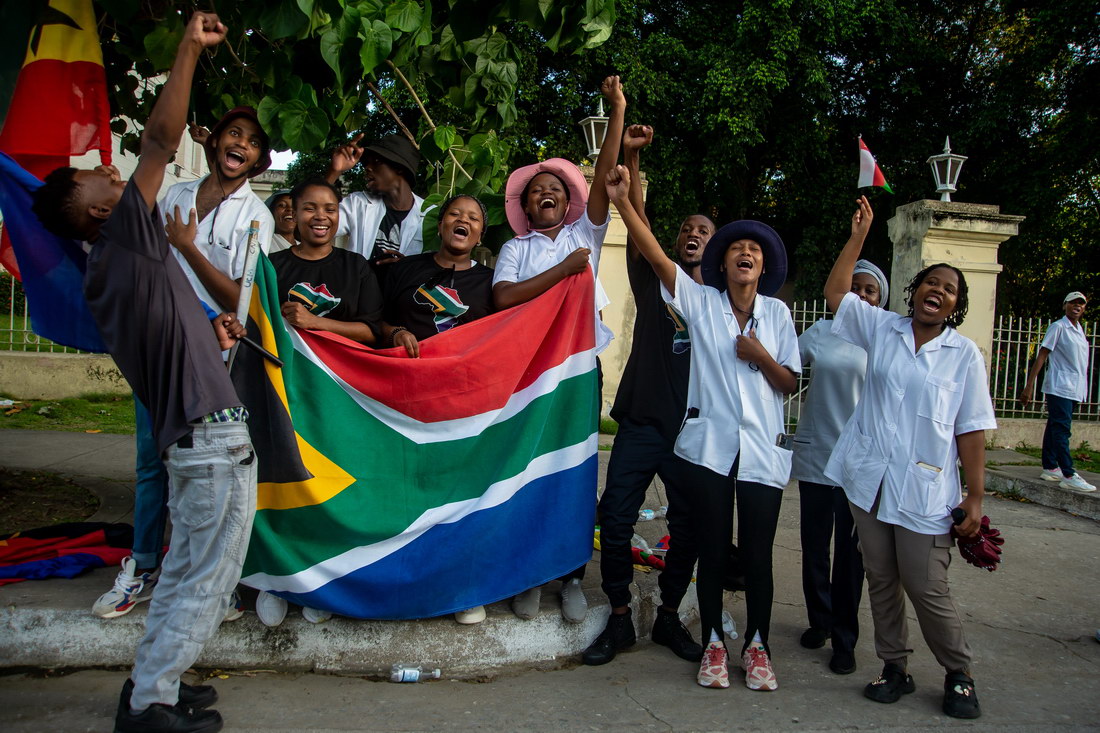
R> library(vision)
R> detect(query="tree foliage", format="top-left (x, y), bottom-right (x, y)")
top-left (94, 0), bottom-right (615, 250)
top-left (87, 0), bottom-right (1097, 314)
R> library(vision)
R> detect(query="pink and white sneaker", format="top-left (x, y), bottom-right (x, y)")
top-left (697, 641), bottom-right (730, 688)
top-left (742, 643), bottom-right (778, 691)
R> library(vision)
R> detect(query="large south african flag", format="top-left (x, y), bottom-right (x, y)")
top-left (232, 255), bottom-right (599, 619)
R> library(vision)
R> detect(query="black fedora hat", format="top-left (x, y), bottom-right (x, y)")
top-left (363, 133), bottom-right (420, 182)
top-left (700, 220), bottom-right (787, 296)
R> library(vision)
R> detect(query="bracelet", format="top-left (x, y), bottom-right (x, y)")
top-left (389, 327), bottom-right (408, 344)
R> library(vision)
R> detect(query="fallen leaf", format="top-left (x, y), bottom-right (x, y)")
top-left (85, 429), bottom-right (102, 434)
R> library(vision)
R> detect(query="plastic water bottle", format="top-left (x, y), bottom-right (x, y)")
top-left (637, 506), bottom-right (668, 521)
top-left (630, 533), bottom-right (650, 552)
top-left (721, 610), bottom-right (738, 640)
top-left (390, 663), bottom-right (441, 682)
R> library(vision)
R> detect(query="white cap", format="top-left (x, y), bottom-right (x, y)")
top-left (1064, 291), bottom-right (1087, 303)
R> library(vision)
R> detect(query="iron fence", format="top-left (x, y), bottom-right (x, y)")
top-left (0, 271), bottom-right (82, 353)
top-left (3, 271), bottom-right (1094, 424)
top-left (990, 314), bottom-right (1098, 421)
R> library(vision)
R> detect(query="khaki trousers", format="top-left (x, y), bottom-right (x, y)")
top-left (849, 501), bottom-right (971, 674)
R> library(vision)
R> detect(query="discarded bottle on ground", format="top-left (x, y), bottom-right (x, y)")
top-left (630, 533), bottom-right (650, 552)
top-left (390, 663), bottom-right (441, 683)
top-left (721, 610), bottom-right (738, 640)
top-left (637, 506), bottom-right (668, 521)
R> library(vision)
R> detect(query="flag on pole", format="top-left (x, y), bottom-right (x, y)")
top-left (232, 256), bottom-right (599, 619)
top-left (0, 0), bottom-right (114, 279)
top-left (857, 137), bottom-right (894, 193)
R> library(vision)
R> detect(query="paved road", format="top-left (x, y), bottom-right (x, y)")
top-left (2, 431), bottom-right (1099, 731)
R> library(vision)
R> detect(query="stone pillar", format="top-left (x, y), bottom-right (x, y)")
top-left (887, 200), bottom-right (1024, 365)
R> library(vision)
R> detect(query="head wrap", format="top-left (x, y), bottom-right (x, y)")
top-left (853, 259), bottom-right (889, 306)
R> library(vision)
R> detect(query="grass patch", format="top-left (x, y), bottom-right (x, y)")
top-left (0, 468), bottom-right (100, 534)
top-left (0, 393), bottom-right (134, 434)
top-left (599, 418), bottom-right (618, 436)
top-left (1015, 441), bottom-right (1100, 474)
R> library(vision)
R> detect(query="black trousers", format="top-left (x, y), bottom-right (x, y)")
top-left (597, 418), bottom-right (698, 610)
top-left (681, 458), bottom-right (783, 653)
top-left (798, 481), bottom-right (864, 655)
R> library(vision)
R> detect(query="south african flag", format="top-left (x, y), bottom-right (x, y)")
top-left (232, 255), bottom-right (598, 619)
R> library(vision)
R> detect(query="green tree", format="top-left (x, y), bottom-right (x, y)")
top-left (93, 0), bottom-right (616, 250)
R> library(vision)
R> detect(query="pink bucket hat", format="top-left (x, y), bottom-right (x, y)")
top-left (504, 158), bottom-right (589, 236)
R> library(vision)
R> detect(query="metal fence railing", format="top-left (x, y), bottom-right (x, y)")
top-left (990, 314), bottom-right (1098, 421)
top-left (3, 271), bottom-right (1094, 424)
top-left (0, 271), bottom-right (82, 353)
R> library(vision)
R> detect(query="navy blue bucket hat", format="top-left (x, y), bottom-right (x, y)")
top-left (700, 220), bottom-right (787, 296)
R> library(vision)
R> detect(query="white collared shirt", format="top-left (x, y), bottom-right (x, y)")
top-left (824, 292), bottom-right (997, 535)
top-left (661, 268), bottom-right (801, 487)
top-left (159, 176), bottom-right (274, 311)
top-left (493, 210), bottom-right (614, 354)
top-left (336, 190), bottom-right (428, 258)
top-left (1041, 315), bottom-right (1089, 403)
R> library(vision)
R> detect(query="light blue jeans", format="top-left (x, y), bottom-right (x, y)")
top-left (132, 396), bottom-right (169, 570)
top-left (130, 420), bottom-right (257, 712)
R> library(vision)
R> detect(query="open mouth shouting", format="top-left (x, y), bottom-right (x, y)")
top-left (921, 293), bottom-right (943, 315)
top-left (223, 148), bottom-right (248, 173)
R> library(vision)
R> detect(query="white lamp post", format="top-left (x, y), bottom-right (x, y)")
top-left (578, 99), bottom-right (608, 162)
top-left (927, 136), bottom-right (968, 202)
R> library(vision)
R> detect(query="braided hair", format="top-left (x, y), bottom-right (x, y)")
top-left (905, 263), bottom-right (969, 329)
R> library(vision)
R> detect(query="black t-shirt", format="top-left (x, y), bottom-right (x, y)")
top-left (372, 205), bottom-right (409, 262)
top-left (83, 182), bottom-right (241, 455)
top-left (609, 250), bottom-right (692, 442)
top-left (270, 247), bottom-right (383, 340)
top-left (383, 252), bottom-right (495, 340)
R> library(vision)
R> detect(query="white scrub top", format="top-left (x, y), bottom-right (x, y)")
top-left (1040, 316), bottom-right (1089, 403)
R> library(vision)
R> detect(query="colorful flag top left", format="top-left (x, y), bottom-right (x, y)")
top-left (857, 137), bottom-right (894, 194)
top-left (0, 0), bottom-right (113, 279)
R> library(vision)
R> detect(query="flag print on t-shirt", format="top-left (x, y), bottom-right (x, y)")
top-left (665, 303), bottom-right (691, 354)
top-left (415, 280), bottom-right (470, 333)
top-left (289, 282), bottom-right (342, 317)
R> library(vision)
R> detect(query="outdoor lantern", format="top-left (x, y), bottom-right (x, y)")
top-left (578, 99), bottom-right (608, 162)
top-left (927, 136), bottom-right (968, 202)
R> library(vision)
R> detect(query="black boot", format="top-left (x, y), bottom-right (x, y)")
top-left (115, 699), bottom-right (222, 733)
top-left (582, 610), bottom-right (637, 666)
top-left (651, 608), bottom-right (703, 662)
top-left (122, 677), bottom-right (218, 711)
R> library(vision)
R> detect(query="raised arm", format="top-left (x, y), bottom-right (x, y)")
top-left (824, 195), bottom-right (873, 313)
top-left (325, 133), bottom-right (365, 184)
top-left (586, 76), bottom-right (626, 225)
top-left (606, 165), bottom-right (678, 295)
top-left (131, 13), bottom-right (226, 210)
top-left (622, 124), bottom-right (652, 260)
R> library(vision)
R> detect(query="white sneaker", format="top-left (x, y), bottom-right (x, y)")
top-left (455, 605), bottom-right (486, 624)
top-left (1060, 474), bottom-right (1097, 492)
top-left (511, 586), bottom-right (542, 619)
top-left (559, 578), bottom-right (587, 623)
top-left (256, 591), bottom-right (289, 627)
top-left (92, 557), bottom-right (157, 618)
top-left (302, 606), bottom-right (332, 623)
top-left (1039, 468), bottom-right (1064, 482)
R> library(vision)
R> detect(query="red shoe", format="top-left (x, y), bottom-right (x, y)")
top-left (742, 643), bottom-right (778, 691)
top-left (697, 641), bottom-right (730, 688)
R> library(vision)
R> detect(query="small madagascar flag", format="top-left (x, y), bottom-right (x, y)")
top-left (857, 137), bottom-right (893, 193)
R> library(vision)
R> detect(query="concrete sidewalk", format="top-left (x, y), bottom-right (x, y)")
top-left (2, 430), bottom-right (1100, 731)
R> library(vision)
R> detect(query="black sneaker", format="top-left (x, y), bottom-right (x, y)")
top-left (829, 650), bottom-right (857, 675)
top-left (651, 608), bottom-right (704, 662)
top-left (864, 663), bottom-right (916, 703)
top-left (943, 672), bottom-right (981, 719)
top-left (121, 677), bottom-right (218, 710)
top-left (582, 610), bottom-right (637, 666)
top-left (114, 700), bottom-right (223, 733)
top-left (799, 627), bottom-right (828, 649)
